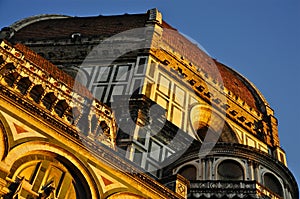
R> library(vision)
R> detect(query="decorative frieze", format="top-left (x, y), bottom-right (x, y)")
top-left (189, 180), bottom-right (283, 199)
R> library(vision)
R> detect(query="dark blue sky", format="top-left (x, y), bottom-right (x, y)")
top-left (1, 0), bottom-right (299, 186)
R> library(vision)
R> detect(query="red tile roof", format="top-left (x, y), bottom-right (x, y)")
top-left (161, 21), bottom-right (263, 112)
top-left (161, 21), bottom-right (221, 82)
top-left (214, 61), bottom-right (260, 110)
top-left (12, 14), bottom-right (148, 40)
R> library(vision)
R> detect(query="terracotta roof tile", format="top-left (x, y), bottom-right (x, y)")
top-left (162, 21), bottom-right (222, 82)
top-left (162, 21), bottom-right (262, 112)
top-left (12, 14), bottom-right (148, 40)
top-left (214, 61), bottom-right (260, 110)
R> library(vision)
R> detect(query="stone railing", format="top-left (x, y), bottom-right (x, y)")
top-left (189, 180), bottom-right (283, 199)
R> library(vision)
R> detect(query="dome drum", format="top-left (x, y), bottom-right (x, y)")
top-left (163, 143), bottom-right (298, 199)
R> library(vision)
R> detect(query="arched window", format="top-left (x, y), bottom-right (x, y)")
top-left (5, 154), bottom-right (92, 199)
top-left (217, 160), bottom-right (244, 181)
top-left (0, 62), bottom-right (16, 75)
top-left (16, 77), bottom-right (32, 95)
top-left (178, 165), bottom-right (197, 180)
top-left (29, 85), bottom-right (44, 103)
top-left (42, 92), bottom-right (57, 110)
top-left (54, 100), bottom-right (69, 117)
top-left (99, 121), bottom-right (110, 136)
top-left (263, 173), bottom-right (283, 197)
top-left (3, 72), bottom-right (18, 87)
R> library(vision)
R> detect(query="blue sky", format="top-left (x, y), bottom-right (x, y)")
top-left (1, 0), bottom-right (299, 186)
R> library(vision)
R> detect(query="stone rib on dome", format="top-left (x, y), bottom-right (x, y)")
top-left (11, 14), bottom-right (148, 40)
top-left (9, 14), bottom-right (71, 32)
